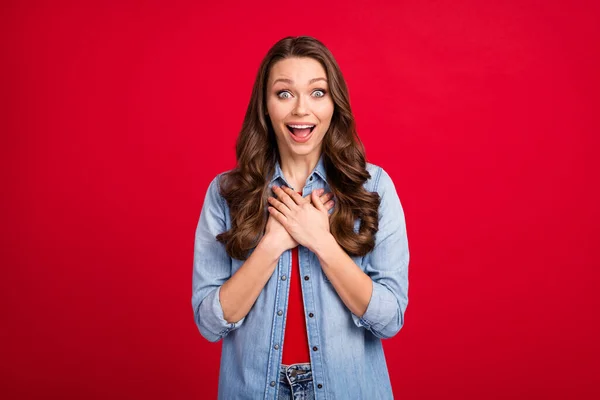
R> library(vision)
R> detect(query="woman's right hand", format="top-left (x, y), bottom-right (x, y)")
top-left (262, 188), bottom-right (335, 256)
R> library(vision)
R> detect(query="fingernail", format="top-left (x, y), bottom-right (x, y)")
top-left (319, 188), bottom-right (325, 194)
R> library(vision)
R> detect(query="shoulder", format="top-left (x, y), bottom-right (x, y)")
top-left (205, 169), bottom-right (235, 209)
top-left (209, 167), bottom-right (237, 189)
top-left (210, 168), bottom-right (234, 183)
top-left (365, 162), bottom-right (395, 195)
top-left (364, 164), bottom-right (406, 235)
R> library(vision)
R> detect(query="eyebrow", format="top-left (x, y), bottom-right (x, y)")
top-left (272, 77), bottom-right (328, 86)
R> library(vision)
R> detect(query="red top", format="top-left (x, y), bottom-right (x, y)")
top-left (281, 194), bottom-right (311, 365)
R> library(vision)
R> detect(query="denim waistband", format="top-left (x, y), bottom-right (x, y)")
top-left (279, 363), bottom-right (312, 384)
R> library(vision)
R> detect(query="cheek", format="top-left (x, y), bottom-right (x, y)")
top-left (317, 104), bottom-right (334, 124)
top-left (267, 101), bottom-right (289, 121)
top-left (266, 96), bottom-right (277, 113)
top-left (265, 99), bottom-right (274, 116)
top-left (316, 110), bottom-right (334, 136)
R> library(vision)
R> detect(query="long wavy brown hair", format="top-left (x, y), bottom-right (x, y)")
top-left (217, 36), bottom-right (380, 260)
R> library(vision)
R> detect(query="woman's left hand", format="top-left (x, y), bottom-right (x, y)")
top-left (267, 185), bottom-right (332, 252)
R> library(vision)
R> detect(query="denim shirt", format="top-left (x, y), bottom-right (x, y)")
top-left (191, 156), bottom-right (410, 399)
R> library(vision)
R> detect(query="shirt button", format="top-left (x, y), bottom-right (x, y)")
top-left (309, 176), bottom-right (313, 181)
top-left (281, 275), bottom-right (287, 281)
top-left (270, 381), bottom-right (276, 387)
top-left (317, 384), bottom-right (323, 389)
top-left (312, 346), bottom-right (318, 351)
top-left (309, 313), bottom-right (314, 318)
top-left (274, 344), bottom-right (279, 350)
top-left (304, 275), bottom-right (309, 281)
top-left (277, 310), bottom-right (283, 316)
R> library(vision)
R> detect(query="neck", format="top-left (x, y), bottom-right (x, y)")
top-left (278, 150), bottom-right (321, 192)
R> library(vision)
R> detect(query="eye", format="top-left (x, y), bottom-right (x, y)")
top-left (313, 89), bottom-right (327, 98)
top-left (277, 90), bottom-right (292, 99)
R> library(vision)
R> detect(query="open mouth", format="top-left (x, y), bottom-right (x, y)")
top-left (286, 124), bottom-right (316, 139)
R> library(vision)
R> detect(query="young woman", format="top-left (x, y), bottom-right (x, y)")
top-left (192, 36), bottom-right (409, 400)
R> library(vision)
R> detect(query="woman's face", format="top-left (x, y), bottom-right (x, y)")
top-left (266, 57), bottom-right (334, 160)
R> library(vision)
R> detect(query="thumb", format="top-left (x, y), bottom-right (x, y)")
top-left (312, 189), bottom-right (326, 212)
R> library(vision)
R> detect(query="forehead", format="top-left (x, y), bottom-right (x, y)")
top-left (268, 57), bottom-right (327, 85)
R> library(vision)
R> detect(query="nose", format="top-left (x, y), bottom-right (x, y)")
top-left (292, 94), bottom-right (309, 116)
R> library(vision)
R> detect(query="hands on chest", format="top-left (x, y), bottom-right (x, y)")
top-left (265, 185), bottom-right (335, 255)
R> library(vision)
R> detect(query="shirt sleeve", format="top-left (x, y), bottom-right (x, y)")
top-left (191, 174), bottom-right (246, 343)
top-left (350, 167), bottom-right (410, 339)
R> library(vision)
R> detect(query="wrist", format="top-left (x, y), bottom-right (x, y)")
top-left (257, 235), bottom-right (284, 262)
top-left (310, 232), bottom-right (336, 257)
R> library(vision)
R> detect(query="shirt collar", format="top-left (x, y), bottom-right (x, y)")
top-left (270, 153), bottom-right (327, 186)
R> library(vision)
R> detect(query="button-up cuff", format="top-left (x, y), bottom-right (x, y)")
top-left (351, 280), bottom-right (403, 339)
top-left (196, 285), bottom-right (246, 342)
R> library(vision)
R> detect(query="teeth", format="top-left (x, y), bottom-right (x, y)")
top-left (288, 124), bottom-right (315, 129)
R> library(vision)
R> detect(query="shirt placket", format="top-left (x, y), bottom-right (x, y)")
top-left (265, 248), bottom-right (292, 398)
top-left (299, 179), bottom-right (327, 398)
top-left (264, 174), bottom-right (328, 399)
top-left (265, 174), bottom-right (294, 398)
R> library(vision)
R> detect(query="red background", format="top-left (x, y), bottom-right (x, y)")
top-left (2, 0), bottom-right (599, 399)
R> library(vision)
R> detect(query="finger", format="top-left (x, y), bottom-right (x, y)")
top-left (304, 188), bottom-right (322, 205)
top-left (268, 206), bottom-right (287, 225)
top-left (267, 196), bottom-right (290, 217)
top-left (312, 190), bottom-right (326, 212)
top-left (280, 185), bottom-right (305, 206)
top-left (272, 185), bottom-right (297, 211)
top-left (307, 188), bottom-right (326, 203)
top-left (324, 199), bottom-right (334, 211)
top-left (318, 191), bottom-right (333, 204)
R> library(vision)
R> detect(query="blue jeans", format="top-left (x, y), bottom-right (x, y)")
top-left (278, 363), bottom-right (315, 400)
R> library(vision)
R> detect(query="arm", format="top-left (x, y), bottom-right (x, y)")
top-left (315, 167), bottom-right (410, 339)
top-left (219, 237), bottom-right (280, 324)
top-left (313, 236), bottom-right (373, 318)
top-left (191, 174), bottom-right (282, 342)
